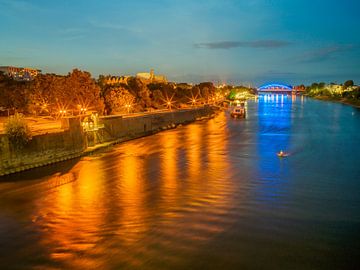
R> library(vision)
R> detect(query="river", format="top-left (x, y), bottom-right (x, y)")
top-left (0, 96), bottom-right (359, 269)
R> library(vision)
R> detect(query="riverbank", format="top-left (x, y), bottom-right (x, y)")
top-left (0, 106), bottom-right (219, 177)
top-left (310, 95), bottom-right (360, 108)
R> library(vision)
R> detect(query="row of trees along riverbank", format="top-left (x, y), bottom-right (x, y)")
top-left (304, 80), bottom-right (360, 107)
top-left (0, 69), bottom-right (221, 116)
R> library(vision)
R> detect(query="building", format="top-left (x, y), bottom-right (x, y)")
top-left (103, 75), bottom-right (130, 85)
top-left (0, 66), bottom-right (41, 81)
top-left (136, 69), bottom-right (167, 83)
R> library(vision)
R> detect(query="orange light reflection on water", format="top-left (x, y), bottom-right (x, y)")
top-left (116, 143), bottom-right (148, 244)
top-left (37, 161), bottom-right (107, 268)
top-left (28, 113), bottom-right (237, 269)
top-left (160, 130), bottom-right (178, 207)
top-left (186, 124), bottom-right (202, 180)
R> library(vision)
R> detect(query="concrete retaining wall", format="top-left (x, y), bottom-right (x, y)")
top-left (100, 106), bottom-right (214, 141)
top-left (0, 106), bottom-right (216, 176)
top-left (0, 117), bottom-right (86, 175)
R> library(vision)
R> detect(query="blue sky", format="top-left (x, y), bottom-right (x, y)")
top-left (1, 0), bottom-right (359, 86)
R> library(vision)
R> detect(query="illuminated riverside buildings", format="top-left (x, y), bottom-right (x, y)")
top-left (103, 69), bottom-right (167, 86)
top-left (136, 69), bottom-right (167, 83)
top-left (0, 66), bottom-right (41, 81)
top-left (103, 75), bottom-right (130, 85)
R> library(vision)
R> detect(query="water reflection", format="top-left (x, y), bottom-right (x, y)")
top-left (160, 130), bottom-right (178, 205)
top-left (256, 94), bottom-right (292, 204)
top-left (5, 114), bottom-right (235, 269)
top-left (117, 143), bottom-right (148, 243)
top-left (37, 161), bottom-right (106, 268)
top-left (186, 124), bottom-right (202, 180)
top-left (1, 98), bottom-right (360, 269)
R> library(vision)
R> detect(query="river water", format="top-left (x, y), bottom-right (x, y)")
top-left (0, 96), bottom-right (359, 269)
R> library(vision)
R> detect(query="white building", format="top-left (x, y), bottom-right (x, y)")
top-left (136, 69), bottom-right (167, 83)
top-left (0, 66), bottom-right (41, 81)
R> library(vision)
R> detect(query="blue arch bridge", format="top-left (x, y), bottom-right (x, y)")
top-left (257, 83), bottom-right (304, 94)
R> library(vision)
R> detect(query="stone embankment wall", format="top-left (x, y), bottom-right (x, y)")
top-left (0, 106), bottom-right (216, 176)
top-left (98, 106), bottom-right (214, 142)
top-left (0, 117), bottom-right (86, 176)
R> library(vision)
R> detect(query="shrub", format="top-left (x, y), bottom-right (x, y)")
top-left (4, 113), bottom-right (32, 149)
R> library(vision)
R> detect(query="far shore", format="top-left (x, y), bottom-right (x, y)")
top-left (308, 95), bottom-right (360, 108)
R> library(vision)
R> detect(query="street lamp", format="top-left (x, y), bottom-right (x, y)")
top-left (59, 110), bottom-right (67, 117)
top-left (80, 108), bottom-right (87, 115)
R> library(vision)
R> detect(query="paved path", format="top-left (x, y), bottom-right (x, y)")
top-left (0, 117), bottom-right (63, 135)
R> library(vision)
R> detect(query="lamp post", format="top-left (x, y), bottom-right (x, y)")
top-left (125, 104), bottom-right (132, 114)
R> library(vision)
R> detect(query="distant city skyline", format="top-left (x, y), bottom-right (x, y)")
top-left (1, 0), bottom-right (359, 86)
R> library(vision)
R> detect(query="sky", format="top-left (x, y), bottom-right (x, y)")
top-left (0, 0), bottom-right (360, 86)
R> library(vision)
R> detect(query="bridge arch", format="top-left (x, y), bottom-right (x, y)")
top-left (258, 83), bottom-right (293, 91)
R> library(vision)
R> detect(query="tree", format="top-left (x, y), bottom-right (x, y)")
top-left (65, 69), bottom-right (104, 113)
top-left (28, 73), bottom-right (64, 115)
top-left (0, 75), bottom-right (30, 112)
top-left (344, 80), bottom-right (354, 88)
top-left (311, 82), bottom-right (319, 89)
top-left (104, 86), bottom-right (135, 114)
top-left (152, 89), bottom-right (164, 108)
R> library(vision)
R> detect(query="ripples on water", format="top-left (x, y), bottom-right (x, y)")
top-left (0, 96), bottom-right (359, 269)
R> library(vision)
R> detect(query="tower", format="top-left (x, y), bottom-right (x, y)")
top-left (150, 69), bottom-right (154, 81)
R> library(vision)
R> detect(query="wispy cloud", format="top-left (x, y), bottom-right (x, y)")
top-left (61, 35), bottom-right (86, 41)
top-left (0, 0), bottom-right (47, 13)
top-left (58, 28), bottom-right (88, 41)
top-left (59, 28), bottom-right (86, 34)
top-left (89, 20), bottom-right (142, 33)
top-left (265, 70), bottom-right (297, 76)
top-left (0, 55), bottom-right (30, 62)
top-left (194, 40), bottom-right (292, 49)
top-left (298, 44), bottom-right (356, 63)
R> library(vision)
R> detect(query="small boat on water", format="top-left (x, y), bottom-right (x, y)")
top-left (277, 150), bottom-right (289, 157)
top-left (231, 103), bottom-right (246, 118)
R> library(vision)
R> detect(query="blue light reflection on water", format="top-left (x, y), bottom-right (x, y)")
top-left (256, 94), bottom-right (292, 203)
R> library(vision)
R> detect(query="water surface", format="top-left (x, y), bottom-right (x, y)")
top-left (1, 96), bottom-right (359, 269)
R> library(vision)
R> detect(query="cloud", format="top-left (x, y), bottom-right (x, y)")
top-left (58, 28), bottom-right (88, 41)
top-left (0, 0), bottom-right (47, 13)
top-left (59, 28), bottom-right (86, 34)
top-left (194, 40), bottom-right (292, 49)
top-left (265, 70), bottom-right (297, 76)
top-left (0, 55), bottom-right (30, 62)
top-left (89, 21), bottom-right (142, 33)
top-left (298, 44), bottom-right (356, 63)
